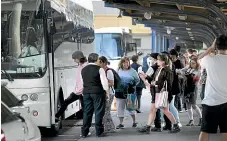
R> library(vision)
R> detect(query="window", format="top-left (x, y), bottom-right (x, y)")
top-left (133, 38), bottom-right (141, 47)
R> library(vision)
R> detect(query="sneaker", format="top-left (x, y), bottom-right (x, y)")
top-left (116, 124), bottom-right (124, 129)
top-left (138, 125), bottom-right (151, 134)
top-left (80, 132), bottom-right (91, 138)
top-left (179, 110), bottom-right (184, 113)
top-left (186, 120), bottom-right (194, 126)
top-left (177, 122), bottom-right (182, 127)
top-left (198, 118), bottom-right (202, 126)
top-left (170, 124), bottom-right (180, 133)
top-left (136, 109), bottom-right (142, 113)
top-left (163, 126), bottom-right (172, 131)
top-left (150, 127), bottom-right (162, 132)
top-left (132, 123), bottom-right (138, 128)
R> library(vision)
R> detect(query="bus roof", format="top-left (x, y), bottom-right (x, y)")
top-left (95, 27), bottom-right (132, 34)
top-left (50, 0), bottom-right (94, 29)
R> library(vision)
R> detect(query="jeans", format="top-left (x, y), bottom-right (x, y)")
top-left (55, 92), bottom-right (82, 118)
top-left (154, 96), bottom-right (179, 128)
top-left (81, 93), bottom-right (106, 136)
top-left (170, 95), bottom-right (180, 122)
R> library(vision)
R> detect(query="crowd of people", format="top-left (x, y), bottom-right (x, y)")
top-left (55, 35), bottom-right (227, 141)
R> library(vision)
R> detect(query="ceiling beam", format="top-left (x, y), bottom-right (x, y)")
top-left (132, 0), bottom-right (227, 28)
top-left (106, 3), bottom-right (224, 34)
top-left (128, 14), bottom-right (219, 36)
top-left (153, 27), bottom-right (213, 42)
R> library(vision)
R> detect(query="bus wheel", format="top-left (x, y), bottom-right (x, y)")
top-left (50, 99), bottom-right (62, 136)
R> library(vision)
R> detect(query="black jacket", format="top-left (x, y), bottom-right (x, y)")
top-left (151, 66), bottom-right (174, 103)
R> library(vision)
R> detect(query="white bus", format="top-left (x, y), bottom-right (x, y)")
top-left (1, 0), bottom-right (95, 135)
top-left (95, 27), bottom-right (136, 70)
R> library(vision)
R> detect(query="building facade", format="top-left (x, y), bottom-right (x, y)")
top-left (93, 1), bottom-right (152, 55)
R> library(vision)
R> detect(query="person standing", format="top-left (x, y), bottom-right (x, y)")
top-left (115, 57), bottom-right (140, 129)
top-left (169, 49), bottom-right (184, 114)
top-left (131, 55), bottom-right (146, 113)
top-left (81, 53), bottom-right (109, 137)
top-left (177, 56), bottom-right (202, 126)
top-left (199, 36), bottom-right (227, 141)
top-left (55, 51), bottom-right (87, 120)
top-left (98, 56), bottom-right (115, 133)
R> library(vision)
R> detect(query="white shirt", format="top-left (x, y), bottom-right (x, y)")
top-left (106, 69), bottom-right (115, 95)
top-left (200, 54), bottom-right (227, 106)
top-left (89, 63), bottom-right (109, 91)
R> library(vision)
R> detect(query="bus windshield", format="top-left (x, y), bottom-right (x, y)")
top-left (1, 2), bottom-right (47, 79)
top-left (95, 33), bottom-right (124, 59)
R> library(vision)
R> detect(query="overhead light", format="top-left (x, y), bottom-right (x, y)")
top-left (188, 31), bottom-right (192, 34)
top-left (176, 37), bottom-right (179, 40)
top-left (144, 12), bottom-right (152, 20)
top-left (179, 15), bottom-right (187, 20)
top-left (186, 28), bottom-right (191, 31)
top-left (167, 29), bottom-right (171, 34)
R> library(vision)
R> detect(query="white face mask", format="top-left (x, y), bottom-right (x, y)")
top-left (147, 58), bottom-right (153, 67)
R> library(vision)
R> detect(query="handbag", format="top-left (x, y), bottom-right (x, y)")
top-left (155, 81), bottom-right (169, 109)
top-left (154, 68), bottom-right (169, 109)
top-left (126, 94), bottom-right (138, 111)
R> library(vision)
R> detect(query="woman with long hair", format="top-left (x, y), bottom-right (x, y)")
top-left (98, 56), bottom-right (116, 133)
top-left (177, 56), bottom-right (202, 126)
top-left (138, 54), bottom-right (181, 134)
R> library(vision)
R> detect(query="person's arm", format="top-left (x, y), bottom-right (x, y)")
top-left (99, 68), bottom-right (110, 98)
top-left (198, 39), bottom-right (216, 60)
top-left (106, 70), bottom-right (114, 87)
top-left (131, 69), bottom-right (140, 86)
top-left (165, 69), bottom-right (174, 95)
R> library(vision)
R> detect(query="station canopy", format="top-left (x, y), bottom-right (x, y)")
top-left (102, 0), bottom-right (227, 48)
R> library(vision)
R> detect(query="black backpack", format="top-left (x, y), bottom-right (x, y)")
top-left (105, 68), bottom-right (121, 89)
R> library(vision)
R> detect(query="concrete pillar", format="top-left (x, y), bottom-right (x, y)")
top-left (152, 30), bottom-right (156, 53)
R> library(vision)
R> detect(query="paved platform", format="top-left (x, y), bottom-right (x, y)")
top-left (79, 89), bottom-right (220, 141)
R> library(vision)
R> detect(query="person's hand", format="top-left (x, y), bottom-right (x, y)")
top-left (145, 81), bottom-right (150, 88)
top-left (150, 81), bottom-right (156, 86)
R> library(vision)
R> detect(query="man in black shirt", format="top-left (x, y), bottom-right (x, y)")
top-left (169, 49), bottom-right (184, 112)
top-left (81, 53), bottom-right (109, 137)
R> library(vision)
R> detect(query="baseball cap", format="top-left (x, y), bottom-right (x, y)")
top-left (72, 51), bottom-right (85, 60)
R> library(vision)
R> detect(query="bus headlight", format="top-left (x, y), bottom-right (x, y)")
top-left (30, 93), bottom-right (38, 101)
top-left (21, 94), bottom-right (28, 101)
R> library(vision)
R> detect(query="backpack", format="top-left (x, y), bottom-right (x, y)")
top-left (105, 68), bottom-right (121, 89)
